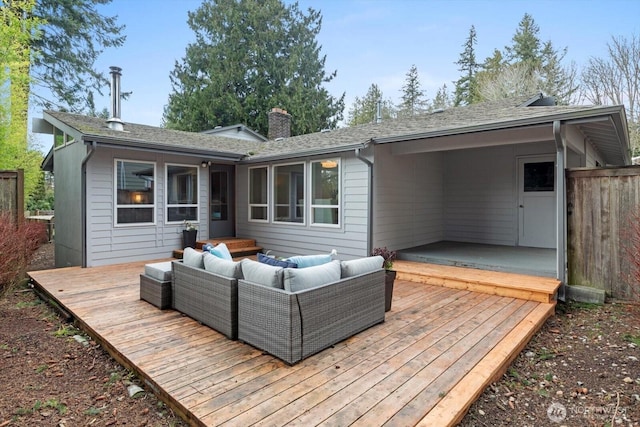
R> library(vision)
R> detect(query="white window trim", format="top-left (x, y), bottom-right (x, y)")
top-left (114, 159), bottom-right (156, 227)
top-left (310, 158), bottom-right (341, 228)
top-left (165, 163), bottom-right (200, 225)
top-left (248, 165), bottom-right (269, 223)
top-left (272, 161), bottom-right (306, 226)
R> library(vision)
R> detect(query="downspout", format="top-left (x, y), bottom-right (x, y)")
top-left (553, 121), bottom-right (567, 301)
top-left (81, 140), bottom-right (97, 268)
top-left (355, 145), bottom-right (373, 255)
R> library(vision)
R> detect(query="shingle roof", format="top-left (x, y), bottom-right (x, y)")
top-left (44, 94), bottom-right (629, 165)
top-left (44, 111), bottom-right (262, 159)
top-left (248, 95), bottom-right (619, 160)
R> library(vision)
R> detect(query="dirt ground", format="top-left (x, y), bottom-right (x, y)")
top-left (1, 242), bottom-right (639, 426)
top-left (0, 243), bottom-right (187, 426)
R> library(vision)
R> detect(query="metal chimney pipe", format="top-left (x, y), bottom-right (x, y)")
top-left (376, 99), bottom-right (382, 124)
top-left (107, 66), bottom-right (123, 131)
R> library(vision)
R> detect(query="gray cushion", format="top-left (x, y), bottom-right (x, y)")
top-left (203, 253), bottom-right (243, 279)
top-left (144, 261), bottom-right (173, 282)
top-left (284, 260), bottom-right (341, 292)
top-left (183, 247), bottom-right (204, 269)
top-left (241, 259), bottom-right (284, 289)
top-left (340, 255), bottom-right (384, 278)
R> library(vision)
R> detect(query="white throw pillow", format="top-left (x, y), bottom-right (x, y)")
top-left (183, 247), bottom-right (204, 269)
top-left (240, 259), bottom-right (284, 289)
top-left (203, 253), bottom-right (243, 279)
top-left (283, 260), bottom-right (341, 292)
top-left (340, 255), bottom-right (384, 278)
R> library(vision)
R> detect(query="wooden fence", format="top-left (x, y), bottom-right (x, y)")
top-left (0, 170), bottom-right (24, 223)
top-left (567, 166), bottom-right (640, 300)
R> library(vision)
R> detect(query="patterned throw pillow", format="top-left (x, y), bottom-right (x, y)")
top-left (257, 252), bottom-right (297, 268)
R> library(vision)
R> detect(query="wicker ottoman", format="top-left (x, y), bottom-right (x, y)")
top-left (140, 261), bottom-right (173, 309)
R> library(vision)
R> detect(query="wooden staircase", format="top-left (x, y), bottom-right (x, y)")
top-left (394, 260), bottom-right (561, 304)
top-left (172, 237), bottom-right (262, 260)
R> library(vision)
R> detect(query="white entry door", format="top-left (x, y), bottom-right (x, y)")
top-left (518, 156), bottom-right (556, 248)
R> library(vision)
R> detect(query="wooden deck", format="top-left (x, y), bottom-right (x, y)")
top-left (28, 261), bottom-right (557, 427)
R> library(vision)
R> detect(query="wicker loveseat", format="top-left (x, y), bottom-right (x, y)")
top-left (237, 257), bottom-right (386, 364)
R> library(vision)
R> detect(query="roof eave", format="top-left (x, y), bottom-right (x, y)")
top-left (82, 135), bottom-right (247, 161)
top-left (371, 106), bottom-right (627, 145)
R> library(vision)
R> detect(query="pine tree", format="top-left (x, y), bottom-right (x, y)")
top-left (505, 13), bottom-right (541, 70)
top-left (164, 0), bottom-right (344, 136)
top-left (453, 25), bottom-right (480, 106)
top-left (31, 0), bottom-right (126, 112)
top-left (399, 64), bottom-right (426, 117)
top-left (347, 84), bottom-right (395, 126)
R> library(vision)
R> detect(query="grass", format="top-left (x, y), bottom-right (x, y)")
top-left (14, 398), bottom-right (67, 417)
top-left (35, 364), bottom-right (48, 374)
top-left (84, 406), bottom-right (103, 416)
top-left (16, 300), bottom-right (41, 309)
top-left (622, 333), bottom-right (640, 346)
top-left (53, 324), bottom-right (79, 338)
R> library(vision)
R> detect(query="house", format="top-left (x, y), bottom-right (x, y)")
top-left (35, 73), bottom-right (631, 295)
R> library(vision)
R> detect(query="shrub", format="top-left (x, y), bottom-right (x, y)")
top-left (0, 213), bottom-right (47, 296)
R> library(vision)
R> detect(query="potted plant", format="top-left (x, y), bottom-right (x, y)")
top-left (182, 220), bottom-right (198, 249)
top-left (371, 247), bottom-right (396, 312)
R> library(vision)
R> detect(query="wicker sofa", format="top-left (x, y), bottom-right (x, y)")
top-left (172, 260), bottom-right (239, 339)
top-left (237, 258), bottom-right (386, 364)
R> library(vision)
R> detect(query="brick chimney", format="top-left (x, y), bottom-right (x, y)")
top-left (268, 107), bottom-right (291, 139)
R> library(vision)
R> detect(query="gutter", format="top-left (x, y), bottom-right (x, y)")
top-left (87, 138), bottom-right (245, 162)
top-left (354, 145), bottom-right (373, 255)
top-left (241, 144), bottom-right (363, 164)
top-left (81, 140), bottom-right (97, 268)
top-left (553, 120), bottom-right (567, 301)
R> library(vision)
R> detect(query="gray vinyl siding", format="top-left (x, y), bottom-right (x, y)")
top-left (236, 153), bottom-right (370, 260)
top-left (443, 142), bottom-right (555, 246)
top-left (372, 144), bottom-right (445, 252)
top-left (53, 141), bottom-right (86, 267)
top-left (85, 147), bottom-right (210, 267)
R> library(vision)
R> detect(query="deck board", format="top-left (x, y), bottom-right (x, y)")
top-left (28, 261), bottom-right (555, 426)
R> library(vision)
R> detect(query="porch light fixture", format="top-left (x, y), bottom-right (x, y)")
top-left (201, 161), bottom-right (212, 168)
top-left (321, 160), bottom-right (338, 169)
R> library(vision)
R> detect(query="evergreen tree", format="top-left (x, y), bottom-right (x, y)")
top-left (453, 25), bottom-right (480, 106)
top-left (476, 14), bottom-right (577, 104)
top-left (31, 0), bottom-right (126, 112)
top-left (431, 84), bottom-right (452, 111)
top-left (347, 84), bottom-right (394, 125)
top-left (399, 64), bottom-right (426, 117)
top-left (347, 84), bottom-right (395, 126)
top-left (505, 13), bottom-right (541, 70)
top-left (164, 0), bottom-right (344, 136)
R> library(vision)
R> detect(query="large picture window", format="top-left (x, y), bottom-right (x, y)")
top-left (274, 163), bottom-right (304, 223)
top-left (249, 167), bottom-right (268, 221)
top-left (115, 160), bottom-right (155, 225)
top-left (166, 164), bottom-right (199, 223)
top-left (311, 159), bottom-right (340, 226)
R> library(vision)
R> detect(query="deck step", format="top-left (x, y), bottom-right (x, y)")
top-left (394, 260), bottom-right (561, 304)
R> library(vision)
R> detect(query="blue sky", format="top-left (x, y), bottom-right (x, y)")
top-left (35, 0), bottom-right (640, 133)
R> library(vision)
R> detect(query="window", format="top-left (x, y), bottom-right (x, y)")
top-left (115, 160), bottom-right (155, 225)
top-left (311, 159), bottom-right (340, 225)
top-left (274, 163), bottom-right (304, 223)
top-left (166, 164), bottom-right (199, 223)
top-left (249, 167), bottom-right (268, 221)
top-left (524, 162), bottom-right (554, 192)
